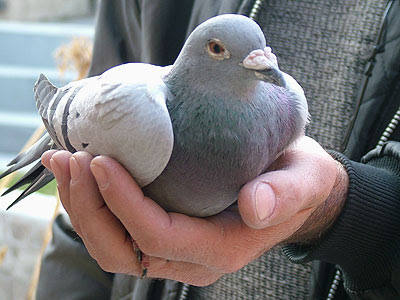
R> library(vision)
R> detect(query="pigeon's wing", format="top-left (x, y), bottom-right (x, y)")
top-left (282, 71), bottom-right (310, 126)
top-left (1, 63), bottom-right (173, 206)
top-left (34, 74), bottom-right (63, 148)
top-left (34, 74), bottom-right (92, 151)
top-left (60, 63), bottom-right (174, 187)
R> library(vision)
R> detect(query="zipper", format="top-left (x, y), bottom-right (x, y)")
top-left (249, 0), bottom-right (265, 20)
top-left (377, 106), bottom-right (400, 147)
top-left (326, 268), bottom-right (342, 300)
top-left (330, 1), bottom-right (397, 299)
top-left (176, 2), bottom-right (266, 299)
top-left (178, 283), bottom-right (190, 300)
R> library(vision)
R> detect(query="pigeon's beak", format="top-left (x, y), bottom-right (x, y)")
top-left (253, 67), bottom-right (286, 88)
top-left (241, 47), bottom-right (286, 88)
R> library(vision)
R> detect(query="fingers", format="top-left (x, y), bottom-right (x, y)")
top-left (41, 150), bottom-right (57, 169)
top-left (145, 256), bottom-right (223, 286)
top-left (39, 136), bottom-right (339, 286)
top-left (238, 136), bottom-right (338, 229)
top-left (89, 155), bottom-right (172, 232)
top-left (89, 156), bottom-right (255, 270)
top-left (42, 150), bottom-right (85, 236)
top-left (69, 152), bottom-right (144, 274)
top-left (43, 152), bottom-right (227, 285)
top-left (42, 151), bottom-right (137, 272)
top-left (46, 151), bottom-right (72, 213)
top-left (43, 151), bottom-right (227, 273)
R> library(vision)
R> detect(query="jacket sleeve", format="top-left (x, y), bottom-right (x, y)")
top-left (283, 141), bottom-right (400, 299)
top-left (88, 0), bottom-right (201, 77)
top-left (36, 214), bottom-right (114, 300)
top-left (88, 0), bottom-right (142, 76)
top-left (87, 0), bottom-right (258, 78)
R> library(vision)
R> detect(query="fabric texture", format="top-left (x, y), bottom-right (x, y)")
top-left (255, 0), bottom-right (387, 152)
top-left (284, 151), bottom-right (400, 295)
top-left (190, 247), bottom-right (311, 300)
top-left (282, 2), bottom-right (400, 299)
top-left (344, 0), bottom-right (400, 160)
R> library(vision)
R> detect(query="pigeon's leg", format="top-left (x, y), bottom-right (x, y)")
top-left (130, 236), bottom-right (149, 278)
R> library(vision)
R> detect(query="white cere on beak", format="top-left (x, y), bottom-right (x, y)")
top-left (242, 47), bottom-right (279, 70)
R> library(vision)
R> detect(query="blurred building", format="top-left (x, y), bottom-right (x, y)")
top-left (0, 0), bottom-right (97, 22)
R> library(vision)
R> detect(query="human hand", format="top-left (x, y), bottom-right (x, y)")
top-left (41, 136), bottom-right (348, 286)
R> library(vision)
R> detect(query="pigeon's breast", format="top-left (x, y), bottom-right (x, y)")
top-left (143, 85), bottom-right (302, 217)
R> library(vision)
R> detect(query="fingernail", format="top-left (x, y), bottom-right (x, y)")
top-left (254, 182), bottom-right (276, 221)
top-left (50, 158), bottom-right (63, 184)
top-left (70, 157), bottom-right (81, 183)
top-left (90, 163), bottom-right (109, 190)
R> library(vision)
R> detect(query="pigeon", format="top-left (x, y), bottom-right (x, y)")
top-left (1, 14), bottom-right (309, 216)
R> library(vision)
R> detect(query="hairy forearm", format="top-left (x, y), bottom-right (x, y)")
top-left (283, 159), bottom-right (348, 245)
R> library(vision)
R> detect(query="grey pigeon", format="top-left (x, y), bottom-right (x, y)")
top-left (1, 14), bottom-right (309, 216)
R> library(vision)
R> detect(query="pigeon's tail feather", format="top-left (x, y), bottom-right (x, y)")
top-left (4, 164), bottom-right (54, 210)
top-left (34, 74), bottom-right (58, 118)
top-left (2, 161), bottom-right (46, 196)
top-left (1, 133), bottom-right (56, 209)
top-left (1, 75), bottom-right (59, 208)
top-left (0, 134), bottom-right (53, 180)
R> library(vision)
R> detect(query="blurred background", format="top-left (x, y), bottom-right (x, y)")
top-left (0, 1), bottom-right (97, 299)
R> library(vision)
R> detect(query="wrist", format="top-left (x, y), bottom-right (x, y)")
top-left (284, 155), bottom-right (348, 245)
top-left (283, 153), bottom-right (400, 291)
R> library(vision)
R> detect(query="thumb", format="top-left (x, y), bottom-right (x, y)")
top-left (238, 179), bottom-right (277, 229)
top-left (238, 157), bottom-right (336, 230)
top-left (239, 170), bottom-right (308, 229)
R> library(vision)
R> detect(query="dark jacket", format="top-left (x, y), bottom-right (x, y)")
top-left (284, 1), bottom-right (400, 299)
top-left (37, 1), bottom-right (400, 300)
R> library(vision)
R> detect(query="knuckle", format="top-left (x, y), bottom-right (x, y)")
top-left (138, 239), bottom-right (159, 256)
top-left (92, 251), bottom-right (123, 274)
top-left (96, 259), bottom-right (115, 273)
top-left (178, 272), bottom-right (222, 287)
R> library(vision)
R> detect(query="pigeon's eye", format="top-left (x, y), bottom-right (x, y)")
top-left (206, 39), bottom-right (230, 60)
top-left (210, 42), bottom-right (223, 54)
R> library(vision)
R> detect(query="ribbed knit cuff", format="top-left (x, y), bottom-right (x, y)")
top-left (283, 151), bottom-right (400, 291)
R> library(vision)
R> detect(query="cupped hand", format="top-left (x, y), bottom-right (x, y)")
top-left (41, 136), bottom-right (347, 286)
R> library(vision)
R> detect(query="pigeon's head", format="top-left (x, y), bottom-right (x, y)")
top-left (169, 14), bottom-right (286, 94)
